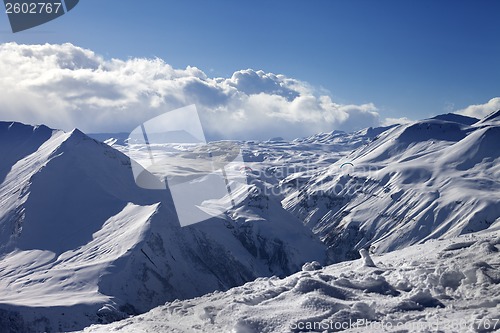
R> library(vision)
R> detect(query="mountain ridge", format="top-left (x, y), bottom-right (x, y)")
top-left (0, 110), bottom-right (498, 332)
top-left (281, 114), bottom-right (500, 261)
top-left (0, 122), bottom-right (326, 332)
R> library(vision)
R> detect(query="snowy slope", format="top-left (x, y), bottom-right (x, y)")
top-left (0, 122), bottom-right (326, 332)
top-left (2, 109), bottom-right (498, 332)
top-left (431, 113), bottom-right (479, 125)
top-left (281, 116), bottom-right (500, 261)
top-left (99, 112), bottom-right (500, 263)
top-left (75, 230), bottom-right (500, 333)
top-left (475, 109), bottom-right (500, 126)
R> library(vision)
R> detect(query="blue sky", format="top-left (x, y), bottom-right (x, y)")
top-left (0, 0), bottom-right (499, 137)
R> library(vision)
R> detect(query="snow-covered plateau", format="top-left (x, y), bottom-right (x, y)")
top-left (0, 110), bottom-right (499, 332)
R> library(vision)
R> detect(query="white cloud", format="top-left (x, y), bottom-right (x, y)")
top-left (456, 97), bottom-right (500, 119)
top-left (382, 117), bottom-right (413, 126)
top-left (0, 42), bottom-right (381, 140)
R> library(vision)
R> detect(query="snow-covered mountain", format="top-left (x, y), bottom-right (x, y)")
top-left (75, 229), bottom-right (500, 333)
top-left (1, 110), bottom-right (499, 332)
top-left (476, 109), bottom-right (500, 126)
top-left (109, 111), bottom-right (495, 264)
top-left (0, 122), bottom-right (325, 332)
top-left (281, 113), bottom-right (500, 261)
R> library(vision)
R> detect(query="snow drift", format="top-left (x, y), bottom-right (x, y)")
top-left (75, 231), bottom-right (500, 333)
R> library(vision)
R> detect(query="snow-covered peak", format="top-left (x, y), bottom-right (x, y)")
top-left (0, 114), bottom-right (498, 332)
top-left (430, 112), bottom-right (479, 125)
top-left (0, 122), bottom-right (327, 332)
top-left (476, 109), bottom-right (500, 126)
top-left (396, 119), bottom-right (467, 143)
top-left (282, 116), bottom-right (500, 261)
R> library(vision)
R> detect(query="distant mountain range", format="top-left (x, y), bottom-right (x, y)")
top-left (0, 110), bottom-right (498, 332)
top-left (283, 111), bottom-right (499, 261)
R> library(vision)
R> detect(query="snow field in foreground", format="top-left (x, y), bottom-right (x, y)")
top-left (78, 231), bottom-right (500, 333)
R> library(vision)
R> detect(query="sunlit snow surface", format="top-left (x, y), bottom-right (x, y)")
top-left (0, 112), bottom-right (499, 332)
top-left (0, 203), bottom-right (158, 307)
top-left (77, 231), bottom-right (500, 333)
top-left (117, 115), bottom-right (500, 259)
top-left (81, 112), bottom-right (500, 333)
top-left (0, 122), bottom-right (326, 332)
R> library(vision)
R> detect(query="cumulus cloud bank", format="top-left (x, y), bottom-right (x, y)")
top-left (456, 97), bottom-right (500, 120)
top-left (0, 42), bottom-right (381, 140)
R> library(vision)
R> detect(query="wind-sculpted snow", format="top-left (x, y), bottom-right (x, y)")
top-left (76, 233), bottom-right (500, 333)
